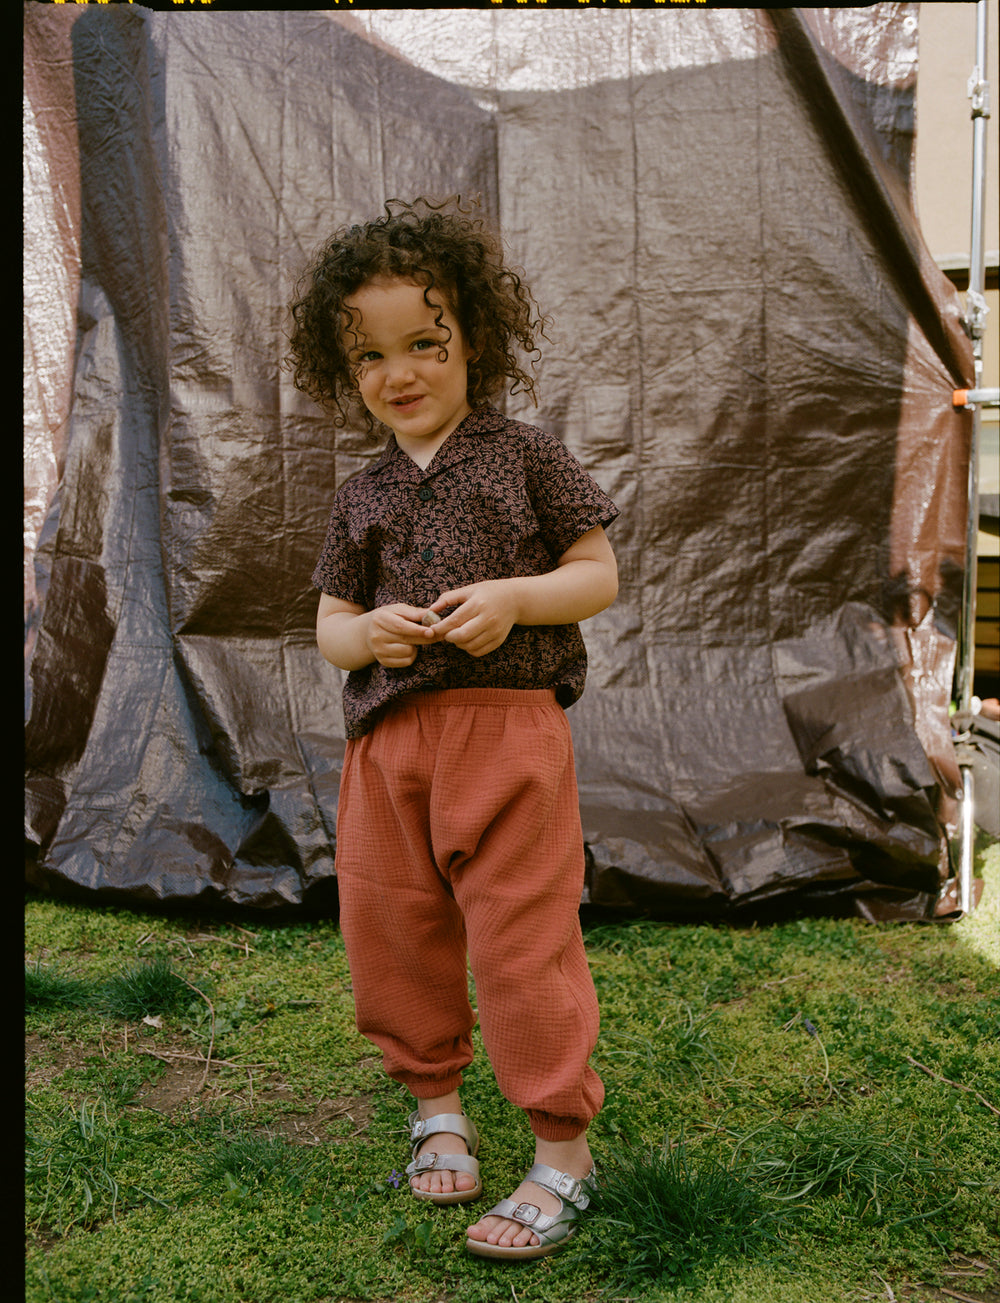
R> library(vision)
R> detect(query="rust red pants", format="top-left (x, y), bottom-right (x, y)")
top-left (334, 688), bottom-right (604, 1142)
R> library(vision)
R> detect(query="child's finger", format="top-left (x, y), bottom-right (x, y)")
top-left (429, 593), bottom-right (477, 631)
top-left (429, 587), bottom-right (472, 614)
top-left (394, 604), bottom-right (436, 628)
top-left (373, 641), bottom-right (418, 667)
top-left (375, 605), bottom-right (434, 639)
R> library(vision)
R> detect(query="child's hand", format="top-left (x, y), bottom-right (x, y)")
top-left (366, 604), bottom-right (438, 667)
top-left (422, 528), bottom-right (619, 659)
top-left (427, 581), bottom-right (520, 658)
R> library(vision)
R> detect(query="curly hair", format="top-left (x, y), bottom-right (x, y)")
top-left (286, 196), bottom-right (547, 436)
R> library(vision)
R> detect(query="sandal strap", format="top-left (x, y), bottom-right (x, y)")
top-left (405, 1150), bottom-right (480, 1180)
top-left (407, 1110), bottom-right (479, 1156)
top-left (478, 1196), bottom-right (574, 1245)
top-left (523, 1163), bottom-right (595, 1212)
top-left (477, 1166), bottom-right (596, 1245)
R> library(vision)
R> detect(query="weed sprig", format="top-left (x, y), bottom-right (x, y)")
top-left (26, 1097), bottom-right (123, 1234)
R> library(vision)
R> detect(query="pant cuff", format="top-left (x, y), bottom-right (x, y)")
top-left (397, 1072), bottom-right (465, 1100)
top-left (526, 1110), bottom-right (591, 1142)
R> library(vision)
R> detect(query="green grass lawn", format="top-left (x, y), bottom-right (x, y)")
top-left (25, 836), bottom-right (999, 1303)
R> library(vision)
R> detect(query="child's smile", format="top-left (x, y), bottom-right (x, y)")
top-left (343, 277), bottom-right (474, 467)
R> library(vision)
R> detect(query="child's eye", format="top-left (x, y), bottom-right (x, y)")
top-left (411, 339), bottom-right (436, 352)
top-left (358, 350), bottom-right (381, 363)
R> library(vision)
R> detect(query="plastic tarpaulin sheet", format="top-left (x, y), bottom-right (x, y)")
top-left (24, 5), bottom-right (975, 920)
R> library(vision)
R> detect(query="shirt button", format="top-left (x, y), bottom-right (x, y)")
top-left (417, 486), bottom-right (435, 501)
top-left (421, 547), bottom-right (435, 561)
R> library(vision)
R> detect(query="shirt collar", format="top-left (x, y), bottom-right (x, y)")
top-left (369, 406), bottom-right (506, 480)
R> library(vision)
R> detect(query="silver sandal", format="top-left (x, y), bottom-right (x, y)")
top-left (405, 1111), bottom-right (482, 1206)
top-left (465, 1162), bottom-right (596, 1259)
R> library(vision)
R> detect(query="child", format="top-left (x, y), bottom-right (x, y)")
top-left (288, 197), bottom-right (619, 1260)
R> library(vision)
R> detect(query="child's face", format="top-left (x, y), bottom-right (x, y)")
top-left (342, 277), bottom-right (473, 465)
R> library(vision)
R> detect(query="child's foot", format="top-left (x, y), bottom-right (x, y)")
top-left (410, 1128), bottom-right (480, 1198)
top-left (405, 1093), bottom-right (481, 1204)
top-left (466, 1134), bottom-right (593, 1251)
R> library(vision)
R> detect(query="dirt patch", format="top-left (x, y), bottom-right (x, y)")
top-left (267, 1095), bottom-right (374, 1145)
top-left (25, 1033), bottom-right (92, 1090)
top-left (131, 1050), bottom-right (222, 1113)
top-left (26, 1028), bottom-right (375, 1145)
top-left (133, 1053), bottom-right (374, 1142)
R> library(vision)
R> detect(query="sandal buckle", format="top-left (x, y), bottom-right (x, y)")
top-left (413, 1152), bottom-right (437, 1171)
top-left (555, 1174), bottom-right (581, 1202)
top-left (512, 1202), bottom-right (540, 1224)
top-left (411, 1119), bottom-right (426, 1139)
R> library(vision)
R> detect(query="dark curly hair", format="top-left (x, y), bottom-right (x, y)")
top-left (286, 196), bottom-right (547, 437)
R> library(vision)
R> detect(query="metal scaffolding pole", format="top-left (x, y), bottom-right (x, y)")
top-left (954, 0), bottom-right (992, 916)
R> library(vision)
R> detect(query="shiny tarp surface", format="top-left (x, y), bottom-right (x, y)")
top-left (24, 5), bottom-right (975, 919)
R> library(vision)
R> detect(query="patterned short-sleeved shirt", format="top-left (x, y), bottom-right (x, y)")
top-left (312, 406), bottom-right (619, 738)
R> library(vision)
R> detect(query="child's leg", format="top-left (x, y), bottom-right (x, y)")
top-left (433, 694), bottom-right (603, 1137)
top-left (336, 688), bottom-right (604, 1222)
top-left (421, 690), bottom-right (603, 1249)
top-left (334, 722), bottom-right (478, 1100)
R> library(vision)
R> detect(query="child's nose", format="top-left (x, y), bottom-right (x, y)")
top-left (385, 356), bottom-right (417, 386)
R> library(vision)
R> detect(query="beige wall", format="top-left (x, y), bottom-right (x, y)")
top-left (916, 0), bottom-right (998, 274)
top-left (915, 0), bottom-right (998, 551)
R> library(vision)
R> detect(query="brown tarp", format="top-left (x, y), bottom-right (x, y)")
top-left (24, 5), bottom-right (975, 920)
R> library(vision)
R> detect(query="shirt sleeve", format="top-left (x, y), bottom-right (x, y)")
top-left (311, 495), bottom-right (371, 605)
top-left (524, 430), bottom-right (620, 559)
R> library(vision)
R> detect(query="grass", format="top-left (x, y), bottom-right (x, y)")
top-left (99, 957), bottom-right (192, 1022)
top-left (24, 833), bottom-right (1000, 1303)
top-left (579, 1135), bottom-right (788, 1288)
top-left (26, 955), bottom-right (192, 1021)
top-left (26, 1096), bottom-right (125, 1234)
top-left (187, 1124), bottom-right (328, 1200)
top-left (25, 961), bottom-right (96, 1010)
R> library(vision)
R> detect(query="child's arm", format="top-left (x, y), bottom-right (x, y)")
top-left (426, 525), bottom-right (618, 660)
top-left (316, 595), bottom-right (432, 670)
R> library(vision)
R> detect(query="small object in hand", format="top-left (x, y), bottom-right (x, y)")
top-left (421, 610), bottom-right (441, 626)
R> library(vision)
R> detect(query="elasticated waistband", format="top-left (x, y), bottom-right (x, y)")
top-left (390, 687), bottom-right (558, 711)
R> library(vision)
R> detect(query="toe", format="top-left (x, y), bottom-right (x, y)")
top-left (501, 1219), bottom-right (538, 1249)
top-left (410, 1131), bottom-right (476, 1197)
top-left (412, 1169), bottom-right (456, 1195)
top-left (467, 1214), bottom-right (538, 1248)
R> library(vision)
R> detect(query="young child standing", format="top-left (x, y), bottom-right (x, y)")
top-left (288, 198), bottom-right (619, 1260)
